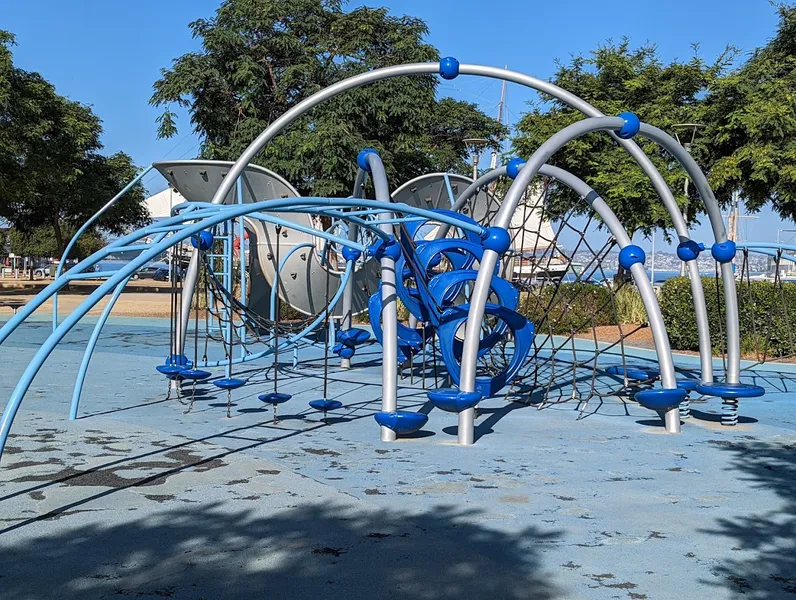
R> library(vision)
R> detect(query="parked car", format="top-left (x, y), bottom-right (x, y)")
top-left (153, 267), bottom-right (181, 282)
top-left (130, 266), bottom-right (161, 281)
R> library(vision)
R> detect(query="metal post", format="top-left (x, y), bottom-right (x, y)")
top-left (237, 177), bottom-right (247, 359)
top-left (367, 153), bottom-right (398, 442)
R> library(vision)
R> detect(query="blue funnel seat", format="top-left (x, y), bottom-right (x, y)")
top-left (427, 388), bottom-right (482, 413)
top-left (695, 381), bottom-right (765, 427)
top-left (179, 369), bottom-right (212, 381)
top-left (309, 399), bottom-right (343, 423)
top-left (259, 392), bottom-right (292, 423)
top-left (635, 388), bottom-right (687, 411)
top-left (156, 364), bottom-right (185, 379)
top-left (213, 378), bottom-right (246, 418)
top-left (213, 378), bottom-right (246, 390)
top-left (374, 411), bottom-right (428, 435)
top-left (259, 392), bottom-right (292, 404)
top-left (606, 364), bottom-right (660, 381)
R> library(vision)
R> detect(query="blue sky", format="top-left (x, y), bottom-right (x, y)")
top-left (2, 0), bottom-right (786, 250)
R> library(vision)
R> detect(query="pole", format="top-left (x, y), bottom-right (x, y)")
top-left (651, 230), bottom-right (656, 284)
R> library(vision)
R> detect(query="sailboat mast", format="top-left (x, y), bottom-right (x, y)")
top-left (490, 75), bottom-right (507, 172)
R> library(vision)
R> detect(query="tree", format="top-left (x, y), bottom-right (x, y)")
top-left (150, 0), bottom-right (506, 196)
top-left (512, 40), bottom-right (735, 240)
top-left (703, 3), bottom-right (796, 218)
top-left (0, 31), bottom-right (148, 256)
top-left (7, 226), bottom-right (105, 260)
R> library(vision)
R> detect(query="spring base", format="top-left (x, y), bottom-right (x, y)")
top-left (721, 398), bottom-right (739, 427)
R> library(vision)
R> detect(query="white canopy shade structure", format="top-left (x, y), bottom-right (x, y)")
top-left (144, 187), bottom-right (185, 220)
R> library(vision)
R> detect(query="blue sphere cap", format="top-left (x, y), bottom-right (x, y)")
top-left (676, 240), bottom-right (705, 262)
top-left (506, 157), bottom-right (526, 180)
top-left (357, 148), bottom-right (379, 171)
top-left (191, 230), bottom-right (214, 251)
top-left (342, 246), bottom-right (362, 262)
top-left (711, 240), bottom-right (737, 264)
top-left (618, 244), bottom-right (646, 269)
top-left (616, 112), bottom-right (641, 139)
top-left (439, 56), bottom-right (460, 80)
top-left (371, 236), bottom-right (402, 261)
top-left (481, 227), bottom-right (512, 254)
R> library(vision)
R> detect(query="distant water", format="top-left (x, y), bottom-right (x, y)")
top-left (564, 269), bottom-right (764, 284)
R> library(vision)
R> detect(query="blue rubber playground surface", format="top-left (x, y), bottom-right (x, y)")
top-left (1, 316), bottom-right (795, 599)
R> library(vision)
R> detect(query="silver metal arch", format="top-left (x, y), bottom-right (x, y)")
top-left (175, 62), bottom-right (715, 372)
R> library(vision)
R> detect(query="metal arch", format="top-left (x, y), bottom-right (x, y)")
top-left (52, 165), bottom-right (154, 332)
top-left (0, 197), bottom-right (480, 458)
top-left (69, 275), bottom-right (133, 420)
top-left (637, 124), bottom-right (739, 384)
top-left (174, 62), bottom-right (712, 368)
top-left (458, 117), bottom-right (684, 443)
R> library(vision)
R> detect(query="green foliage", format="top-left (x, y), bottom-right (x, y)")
top-left (0, 29), bottom-right (148, 255)
top-left (151, 0), bottom-right (506, 196)
top-left (614, 285), bottom-right (648, 325)
top-left (703, 5), bottom-right (796, 218)
top-left (520, 283), bottom-right (615, 335)
top-left (660, 276), bottom-right (796, 358)
top-left (512, 39), bottom-right (735, 238)
top-left (7, 226), bottom-right (105, 260)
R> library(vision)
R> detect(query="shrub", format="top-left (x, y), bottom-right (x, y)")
top-left (615, 285), bottom-right (648, 325)
top-left (660, 276), bottom-right (796, 358)
top-left (521, 282), bottom-right (616, 335)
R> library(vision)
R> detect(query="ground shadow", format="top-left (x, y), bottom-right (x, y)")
top-left (701, 440), bottom-right (796, 598)
top-left (0, 502), bottom-right (562, 599)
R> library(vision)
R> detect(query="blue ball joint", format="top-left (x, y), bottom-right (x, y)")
top-left (676, 240), bottom-right (705, 262)
top-left (506, 157), bottom-right (526, 180)
top-left (191, 230), bottom-right (214, 251)
top-left (370, 236), bottom-right (402, 261)
top-left (357, 148), bottom-right (379, 172)
top-left (711, 240), bottom-right (737, 264)
top-left (616, 112), bottom-right (641, 139)
top-left (481, 227), bottom-right (511, 254)
top-left (618, 244), bottom-right (646, 270)
top-left (342, 246), bottom-right (362, 262)
top-left (439, 56), bottom-right (460, 80)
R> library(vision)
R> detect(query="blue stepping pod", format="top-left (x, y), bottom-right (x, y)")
top-left (606, 364), bottom-right (660, 381)
top-left (427, 388), bottom-right (482, 413)
top-left (309, 399), bottom-right (343, 412)
top-left (635, 388), bottom-right (687, 411)
top-left (213, 378), bottom-right (246, 390)
top-left (374, 411), bottom-right (428, 435)
top-left (157, 364), bottom-right (184, 376)
top-left (180, 369), bottom-right (212, 381)
top-left (695, 381), bottom-right (765, 399)
top-left (259, 392), bottom-right (292, 404)
top-left (676, 378), bottom-right (699, 392)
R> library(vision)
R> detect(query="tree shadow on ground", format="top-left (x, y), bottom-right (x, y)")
top-left (0, 502), bottom-right (562, 600)
top-left (701, 439), bottom-right (796, 598)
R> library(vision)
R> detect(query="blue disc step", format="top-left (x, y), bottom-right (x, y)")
top-left (676, 378), bottom-right (699, 392)
top-left (309, 399), bottom-right (343, 412)
top-left (427, 388), bottom-right (482, 413)
top-left (374, 411), bottom-right (428, 435)
top-left (180, 369), bottom-right (212, 381)
top-left (606, 364), bottom-right (660, 381)
top-left (635, 388), bottom-right (687, 411)
top-left (213, 378), bottom-right (246, 390)
top-left (695, 381), bottom-right (765, 399)
top-left (156, 364), bottom-right (184, 377)
top-left (259, 392), bottom-right (292, 404)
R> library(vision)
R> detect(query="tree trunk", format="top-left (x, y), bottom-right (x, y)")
top-left (52, 217), bottom-right (64, 259)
